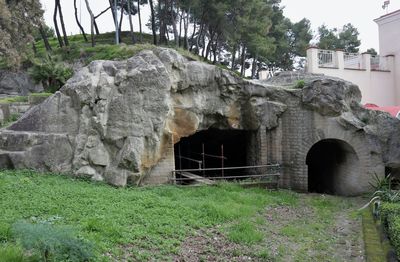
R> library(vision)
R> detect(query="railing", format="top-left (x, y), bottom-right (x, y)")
top-left (371, 55), bottom-right (390, 71)
top-left (171, 164), bottom-right (281, 187)
top-left (344, 52), bottom-right (363, 69)
top-left (318, 50), bottom-right (337, 68)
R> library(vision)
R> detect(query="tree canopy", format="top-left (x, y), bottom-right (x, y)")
top-left (316, 23), bottom-right (361, 53)
top-left (0, 0), bottom-right (44, 67)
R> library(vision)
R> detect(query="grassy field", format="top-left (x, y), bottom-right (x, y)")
top-left (0, 170), bottom-right (364, 261)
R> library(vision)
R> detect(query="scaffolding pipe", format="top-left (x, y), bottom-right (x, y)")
top-left (172, 164), bottom-right (280, 173)
top-left (202, 143), bottom-right (205, 176)
top-left (221, 144), bottom-right (224, 177)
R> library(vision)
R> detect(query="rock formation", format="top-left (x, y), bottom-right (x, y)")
top-left (0, 70), bottom-right (43, 98)
top-left (0, 47), bottom-right (398, 195)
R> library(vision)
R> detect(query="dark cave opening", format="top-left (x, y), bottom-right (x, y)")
top-left (174, 129), bottom-right (251, 180)
top-left (306, 139), bottom-right (358, 195)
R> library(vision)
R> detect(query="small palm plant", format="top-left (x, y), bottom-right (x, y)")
top-left (359, 173), bottom-right (400, 218)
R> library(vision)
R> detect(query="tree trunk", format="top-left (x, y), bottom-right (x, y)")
top-left (159, 0), bottom-right (168, 45)
top-left (93, 19), bottom-right (100, 35)
top-left (149, 0), bottom-right (157, 45)
top-left (74, 0), bottom-right (88, 42)
top-left (196, 22), bottom-right (204, 55)
top-left (195, 12), bottom-right (206, 54)
top-left (53, 0), bottom-right (63, 48)
top-left (57, 0), bottom-right (69, 46)
top-left (108, 0), bottom-right (117, 24)
top-left (240, 45), bottom-right (246, 76)
top-left (251, 55), bottom-right (258, 79)
top-left (201, 31), bottom-right (206, 58)
top-left (127, 0), bottom-right (136, 44)
top-left (189, 20), bottom-right (196, 51)
top-left (137, 0), bottom-right (142, 42)
top-left (94, 6), bottom-right (112, 35)
top-left (111, 0), bottom-right (120, 44)
top-left (231, 45), bottom-right (237, 70)
top-left (178, 10), bottom-right (182, 47)
top-left (212, 35), bottom-right (220, 64)
top-left (84, 0), bottom-right (95, 47)
top-left (118, 0), bottom-right (124, 42)
top-left (171, 1), bottom-right (179, 47)
top-left (204, 31), bottom-right (215, 61)
top-left (183, 8), bottom-right (190, 50)
top-left (39, 24), bottom-right (52, 51)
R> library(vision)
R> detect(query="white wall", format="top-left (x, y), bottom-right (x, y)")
top-left (306, 48), bottom-right (396, 106)
top-left (375, 10), bottom-right (400, 105)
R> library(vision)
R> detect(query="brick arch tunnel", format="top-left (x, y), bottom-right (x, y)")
top-left (306, 139), bottom-right (361, 195)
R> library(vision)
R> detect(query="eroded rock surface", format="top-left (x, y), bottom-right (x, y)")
top-left (0, 70), bottom-right (43, 97)
top-left (0, 49), bottom-right (398, 192)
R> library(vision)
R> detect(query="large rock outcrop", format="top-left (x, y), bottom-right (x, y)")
top-left (0, 48), bottom-right (398, 195)
top-left (0, 70), bottom-right (43, 98)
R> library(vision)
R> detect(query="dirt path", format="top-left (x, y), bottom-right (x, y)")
top-left (175, 194), bottom-right (365, 262)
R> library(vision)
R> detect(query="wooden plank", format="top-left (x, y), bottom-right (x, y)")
top-left (177, 171), bottom-right (215, 185)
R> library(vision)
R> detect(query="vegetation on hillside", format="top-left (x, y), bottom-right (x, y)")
top-left (0, 0), bottom-right (364, 92)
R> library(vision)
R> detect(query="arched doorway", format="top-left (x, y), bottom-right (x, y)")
top-left (306, 139), bottom-right (360, 195)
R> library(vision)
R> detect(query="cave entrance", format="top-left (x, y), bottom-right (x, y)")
top-left (306, 139), bottom-right (359, 195)
top-left (174, 128), bottom-right (255, 183)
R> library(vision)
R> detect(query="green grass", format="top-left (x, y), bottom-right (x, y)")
top-left (0, 170), bottom-right (296, 260)
top-left (227, 220), bottom-right (263, 244)
top-left (0, 57), bottom-right (8, 69)
top-left (28, 92), bottom-right (52, 98)
top-left (34, 32), bottom-right (160, 66)
top-left (0, 96), bottom-right (28, 104)
top-left (0, 244), bottom-right (27, 262)
top-left (362, 209), bottom-right (387, 262)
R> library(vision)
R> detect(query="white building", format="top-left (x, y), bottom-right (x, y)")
top-left (375, 9), bottom-right (400, 105)
top-left (300, 10), bottom-right (400, 106)
top-left (305, 10), bottom-right (400, 106)
top-left (306, 48), bottom-right (396, 106)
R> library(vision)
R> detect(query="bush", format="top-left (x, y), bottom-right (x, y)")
top-left (381, 203), bottom-right (400, 226)
top-left (28, 58), bottom-right (73, 93)
top-left (380, 203), bottom-right (400, 257)
top-left (387, 214), bottom-right (400, 257)
top-left (293, 80), bottom-right (305, 89)
top-left (12, 221), bottom-right (94, 262)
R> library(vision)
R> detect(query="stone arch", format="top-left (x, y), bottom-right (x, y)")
top-left (306, 139), bottom-right (360, 195)
top-left (294, 118), bottom-right (383, 196)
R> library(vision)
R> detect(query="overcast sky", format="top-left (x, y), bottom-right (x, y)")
top-left (40, 0), bottom-right (400, 53)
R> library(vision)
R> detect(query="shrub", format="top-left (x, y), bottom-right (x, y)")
top-left (28, 58), bottom-right (73, 93)
top-left (381, 203), bottom-right (400, 226)
top-left (386, 214), bottom-right (400, 257)
top-left (294, 80), bottom-right (305, 89)
top-left (12, 221), bottom-right (94, 262)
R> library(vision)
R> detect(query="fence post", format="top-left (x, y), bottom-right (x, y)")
top-left (306, 46), bottom-right (319, 72)
top-left (336, 50), bottom-right (344, 69)
top-left (362, 53), bottom-right (371, 71)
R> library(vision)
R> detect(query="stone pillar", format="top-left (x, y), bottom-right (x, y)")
top-left (306, 47), bottom-right (319, 73)
top-left (361, 53), bottom-right (371, 71)
top-left (336, 50), bottom-right (344, 69)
